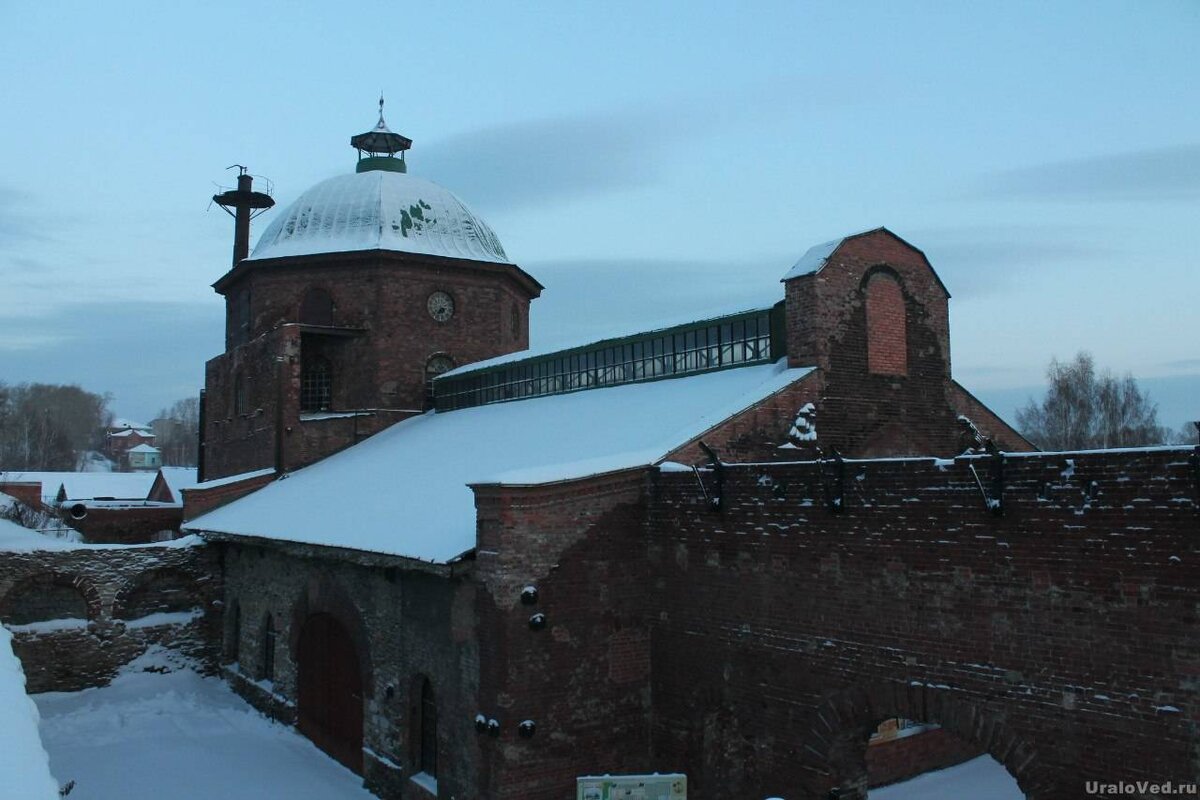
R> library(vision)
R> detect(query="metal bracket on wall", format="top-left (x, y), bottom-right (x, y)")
top-left (818, 447), bottom-right (845, 513)
top-left (696, 441), bottom-right (724, 512)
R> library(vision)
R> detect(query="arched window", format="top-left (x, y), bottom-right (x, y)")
top-left (301, 355), bottom-right (332, 412)
top-left (261, 612), bottom-right (275, 681)
top-left (865, 271), bottom-right (908, 376)
top-left (424, 354), bottom-right (455, 410)
top-left (418, 676), bottom-right (438, 777)
top-left (234, 372), bottom-right (249, 415)
top-left (299, 288), bottom-right (334, 327)
top-left (227, 600), bottom-right (241, 665)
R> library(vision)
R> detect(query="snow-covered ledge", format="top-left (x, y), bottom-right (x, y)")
top-left (410, 771), bottom-right (438, 797)
top-left (0, 626), bottom-right (61, 799)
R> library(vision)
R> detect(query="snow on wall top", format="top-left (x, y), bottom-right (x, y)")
top-left (780, 237), bottom-right (844, 282)
top-left (248, 171), bottom-right (510, 264)
top-left (0, 627), bottom-right (63, 800)
top-left (186, 361), bottom-right (812, 563)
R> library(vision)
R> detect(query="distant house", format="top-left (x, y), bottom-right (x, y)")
top-left (127, 444), bottom-right (162, 472)
top-left (105, 428), bottom-right (156, 466)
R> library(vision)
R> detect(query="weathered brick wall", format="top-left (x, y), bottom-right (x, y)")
top-left (217, 539), bottom-right (479, 800)
top-left (61, 505), bottom-right (183, 544)
top-left (472, 471), bottom-right (653, 800)
top-left (182, 471), bottom-right (277, 521)
top-left (865, 727), bottom-right (982, 787)
top-left (643, 447), bottom-right (1199, 800)
top-left (205, 251), bottom-right (538, 479)
top-left (0, 540), bottom-right (220, 692)
top-left (781, 230), bottom-right (1028, 456)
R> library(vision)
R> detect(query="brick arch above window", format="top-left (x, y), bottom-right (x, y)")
top-left (863, 269), bottom-right (907, 376)
top-left (299, 287), bottom-right (334, 327)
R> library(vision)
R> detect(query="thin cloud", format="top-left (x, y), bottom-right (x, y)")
top-left (975, 144), bottom-right (1200, 202)
top-left (417, 112), bottom-right (676, 212)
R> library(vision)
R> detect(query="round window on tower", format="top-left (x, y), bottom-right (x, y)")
top-left (427, 291), bottom-right (455, 322)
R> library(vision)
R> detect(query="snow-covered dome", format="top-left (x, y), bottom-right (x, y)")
top-left (247, 170), bottom-right (509, 264)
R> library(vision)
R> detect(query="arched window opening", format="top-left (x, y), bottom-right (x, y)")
top-left (417, 676), bottom-right (438, 778)
top-left (424, 354), bottom-right (454, 410)
top-left (301, 355), bottom-right (332, 412)
top-left (865, 271), bottom-right (907, 376)
top-left (227, 600), bottom-right (241, 665)
top-left (299, 288), bottom-right (334, 327)
top-left (234, 373), bottom-right (249, 415)
top-left (261, 612), bottom-right (276, 681)
top-left (0, 576), bottom-right (90, 627)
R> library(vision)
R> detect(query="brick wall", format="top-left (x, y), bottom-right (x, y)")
top-left (217, 539), bottom-right (479, 800)
top-left (204, 251), bottom-right (539, 479)
top-left (0, 541), bottom-right (220, 692)
top-left (866, 727), bottom-right (982, 787)
top-left (182, 471), bottom-right (278, 521)
top-left (60, 505), bottom-right (183, 544)
top-left (472, 470), bottom-right (653, 800)
top-left (779, 229), bottom-right (1028, 457)
top-left (643, 447), bottom-right (1198, 799)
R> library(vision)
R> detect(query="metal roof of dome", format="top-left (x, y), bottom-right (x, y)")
top-left (247, 169), bottom-right (510, 264)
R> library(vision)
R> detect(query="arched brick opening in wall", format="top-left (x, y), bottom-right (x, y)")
top-left (113, 568), bottom-right (204, 621)
top-left (784, 684), bottom-right (1058, 800)
top-left (0, 572), bottom-right (102, 625)
top-left (289, 579), bottom-right (372, 776)
top-left (863, 269), bottom-right (907, 377)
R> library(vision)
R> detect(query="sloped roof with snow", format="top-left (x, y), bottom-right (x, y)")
top-left (248, 170), bottom-right (510, 264)
top-left (56, 472), bottom-right (157, 501)
top-left (128, 444), bottom-right (160, 454)
top-left (780, 237), bottom-right (844, 281)
top-left (186, 361), bottom-right (812, 563)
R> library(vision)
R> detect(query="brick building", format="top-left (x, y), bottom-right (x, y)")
top-left (179, 110), bottom-right (1197, 799)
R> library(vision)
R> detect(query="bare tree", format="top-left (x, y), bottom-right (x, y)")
top-left (0, 382), bottom-right (112, 470)
top-left (152, 396), bottom-right (200, 467)
top-left (1017, 352), bottom-right (1167, 450)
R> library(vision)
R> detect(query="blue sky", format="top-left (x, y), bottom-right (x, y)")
top-left (0, 1), bottom-right (1197, 431)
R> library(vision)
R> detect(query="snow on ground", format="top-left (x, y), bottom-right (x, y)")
top-left (33, 648), bottom-right (374, 800)
top-left (870, 755), bottom-right (1024, 799)
top-left (0, 626), bottom-right (60, 800)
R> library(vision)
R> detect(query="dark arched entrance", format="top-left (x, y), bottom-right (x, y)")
top-left (297, 613), bottom-right (363, 773)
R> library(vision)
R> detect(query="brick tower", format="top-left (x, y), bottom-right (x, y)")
top-left (201, 100), bottom-right (542, 480)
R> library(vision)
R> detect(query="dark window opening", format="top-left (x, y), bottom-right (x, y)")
top-left (425, 354), bottom-right (455, 410)
top-left (419, 677), bottom-right (438, 777)
top-left (301, 356), bottom-right (333, 412)
top-left (234, 373), bottom-right (249, 415)
top-left (261, 612), bottom-right (275, 681)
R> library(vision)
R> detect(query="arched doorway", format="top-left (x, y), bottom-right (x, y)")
top-left (297, 613), bottom-right (363, 773)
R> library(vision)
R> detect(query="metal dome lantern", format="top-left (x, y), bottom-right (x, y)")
top-left (350, 95), bottom-right (413, 174)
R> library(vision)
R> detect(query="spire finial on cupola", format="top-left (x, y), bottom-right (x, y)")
top-left (351, 94), bottom-right (412, 174)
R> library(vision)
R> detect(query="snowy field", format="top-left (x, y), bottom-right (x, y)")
top-left (33, 649), bottom-right (373, 800)
top-left (871, 754), bottom-right (1024, 799)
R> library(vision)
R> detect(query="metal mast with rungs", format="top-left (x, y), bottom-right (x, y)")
top-left (213, 165), bottom-right (274, 267)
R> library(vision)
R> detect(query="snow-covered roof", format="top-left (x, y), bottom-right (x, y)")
top-left (0, 518), bottom-right (201, 553)
top-left (188, 467), bottom-right (276, 492)
top-left (187, 361), bottom-right (812, 563)
top-left (128, 444), bottom-right (160, 454)
top-left (158, 467), bottom-right (199, 494)
top-left (109, 428), bottom-right (154, 439)
top-left (110, 417), bottom-right (151, 431)
top-left (0, 627), bottom-right (59, 800)
top-left (780, 237), bottom-right (844, 281)
top-left (248, 170), bottom-right (510, 264)
top-left (55, 472), bottom-right (157, 502)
